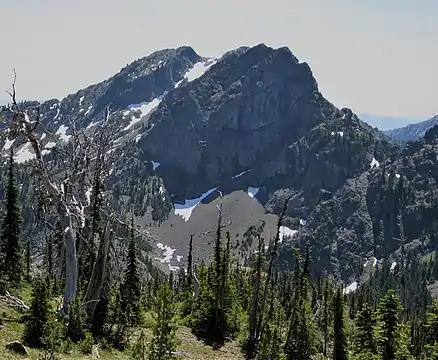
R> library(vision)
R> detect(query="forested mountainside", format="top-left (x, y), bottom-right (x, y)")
top-left (1, 43), bottom-right (438, 359)
top-left (290, 123), bottom-right (438, 282)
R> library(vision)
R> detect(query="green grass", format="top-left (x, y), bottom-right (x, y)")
top-left (0, 288), bottom-right (244, 359)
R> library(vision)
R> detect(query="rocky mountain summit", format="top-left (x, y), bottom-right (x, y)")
top-left (3, 43), bottom-right (433, 283)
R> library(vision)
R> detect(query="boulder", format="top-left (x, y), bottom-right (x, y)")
top-left (5, 340), bottom-right (29, 356)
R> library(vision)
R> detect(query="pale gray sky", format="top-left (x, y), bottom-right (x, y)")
top-left (1, 0), bottom-right (437, 117)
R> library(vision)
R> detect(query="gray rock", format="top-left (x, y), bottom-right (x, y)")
top-left (5, 341), bottom-right (29, 356)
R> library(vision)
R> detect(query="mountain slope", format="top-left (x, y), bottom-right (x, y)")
top-left (290, 123), bottom-right (438, 281)
top-left (384, 114), bottom-right (438, 141)
top-left (0, 44), bottom-right (400, 277)
top-left (358, 113), bottom-right (424, 131)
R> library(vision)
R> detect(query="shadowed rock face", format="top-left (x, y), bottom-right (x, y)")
top-left (139, 44), bottom-right (336, 199)
top-left (1, 43), bottom-right (405, 280)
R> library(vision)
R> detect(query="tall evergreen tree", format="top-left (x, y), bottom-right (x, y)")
top-left (0, 148), bottom-right (23, 288)
top-left (354, 302), bottom-right (376, 356)
top-left (148, 282), bottom-right (178, 360)
top-left (376, 289), bottom-right (412, 360)
top-left (333, 287), bottom-right (348, 360)
top-left (23, 278), bottom-right (51, 348)
top-left (322, 279), bottom-right (331, 357)
top-left (120, 215), bottom-right (141, 327)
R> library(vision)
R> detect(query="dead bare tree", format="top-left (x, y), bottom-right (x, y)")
top-left (1, 75), bottom-right (121, 312)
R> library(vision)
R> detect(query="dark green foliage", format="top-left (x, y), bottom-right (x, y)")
top-left (23, 278), bottom-right (51, 348)
top-left (376, 289), bottom-right (412, 360)
top-left (148, 282), bottom-right (178, 360)
top-left (0, 149), bottom-right (23, 288)
top-left (120, 216), bottom-right (141, 326)
top-left (132, 330), bottom-right (148, 360)
top-left (90, 262), bottom-right (111, 339)
top-left (188, 208), bottom-right (241, 343)
top-left (332, 287), bottom-right (348, 360)
top-left (353, 302), bottom-right (376, 355)
top-left (66, 294), bottom-right (87, 343)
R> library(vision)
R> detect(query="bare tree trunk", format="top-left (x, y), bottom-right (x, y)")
top-left (83, 219), bottom-right (112, 315)
top-left (62, 217), bottom-right (78, 311)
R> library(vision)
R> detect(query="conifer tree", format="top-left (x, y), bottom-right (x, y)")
top-left (322, 279), bottom-right (331, 357)
top-left (181, 234), bottom-right (194, 317)
top-left (0, 148), bottom-right (23, 288)
top-left (120, 216), bottom-right (141, 327)
top-left (245, 225), bottom-right (264, 359)
top-left (423, 300), bottom-right (438, 359)
top-left (186, 234), bottom-right (193, 292)
top-left (148, 282), bottom-right (178, 360)
top-left (285, 251), bottom-right (315, 360)
top-left (354, 302), bottom-right (376, 356)
top-left (23, 278), bottom-right (51, 348)
top-left (25, 237), bottom-right (31, 282)
top-left (333, 287), bottom-right (348, 360)
top-left (376, 289), bottom-right (412, 360)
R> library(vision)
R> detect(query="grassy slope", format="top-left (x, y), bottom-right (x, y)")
top-left (0, 287), bottom-right (244, 360)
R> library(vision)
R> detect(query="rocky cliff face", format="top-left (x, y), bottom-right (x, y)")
top-left (1, 43), bottom-right (410, 279)
top-left (291, 123), bottom-right (438, 280)
top-left (138, 44), bottom-right (334, 199)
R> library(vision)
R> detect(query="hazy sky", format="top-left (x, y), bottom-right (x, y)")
top-left (0, 0), bottom-right (437, 117)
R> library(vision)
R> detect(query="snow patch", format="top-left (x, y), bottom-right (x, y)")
top-left (390, 261), bottom-right (397, 272)
top-left (79, 96), bottom-right (84, 106)
top-left (84, 105), bottom-right (93, 116)
top-left (42, 141), bottom-right (56, 155)
top-left (174, 187), bottom-right (217, 221)
top-left (156, 243), bottom-right (180, 272)
top-left (363, 257), bottom-right (378, 268)
top-left (395, 173), bottom-right (401, 179)
top-left (151, 161), bottom-right (160, 170)
top-left (247, 187), bottom-right (259, 198)
top-left (123, 93), bottom-right (165, 131)
top-left (135, 134), bottom-right (143, 143)
top-left (343, 281), bottom-right (358, 295)
top-left (168, 265), bottom-right (180, 272)
top-left (56, 125), bottom-right (70, 141)
top-left (233, 169), bottom-right (251, 179)
top-left (300, 219), bottom-right (306, 226)
top-left (370, 157), bottom-right (380, 169)
top-left (2, 138), bottom-right (14, 151)
top-left (175, 58), bottom-right (217, 87)
top-left (85, 187), bottom-right (92, 206)
top-left (156, 243), bottom-right (176, 264)
top-left (54, 108), bottom-right (60, 120)
top-left (279, 226), bottom-right (298, 242)
top-left (15, 144), bottom-right (35, 163)
top-left (338, 131), bottom-right (344, 137)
